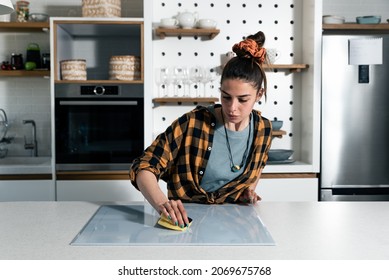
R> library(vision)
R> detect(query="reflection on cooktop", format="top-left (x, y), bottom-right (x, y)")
top-left (71, 203), bottom-right (275, 246)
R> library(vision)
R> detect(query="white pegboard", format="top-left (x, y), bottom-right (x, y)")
top-left (151, 0), bottom-right (305, 150)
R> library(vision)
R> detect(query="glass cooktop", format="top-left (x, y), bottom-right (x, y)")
top-left (71, 203), bottom-right (275, 246)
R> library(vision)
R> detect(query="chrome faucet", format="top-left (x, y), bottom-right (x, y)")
top-left (0, 108), bottom-right (8, 141)
top-left (23, 120), bottom-right (38, 157)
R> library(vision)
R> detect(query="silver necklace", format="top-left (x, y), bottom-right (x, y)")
top-left (221, 111), bottom-right (251, 172)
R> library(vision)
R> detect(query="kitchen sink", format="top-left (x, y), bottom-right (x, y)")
top-left (0, 157), bottom-right (52, 174)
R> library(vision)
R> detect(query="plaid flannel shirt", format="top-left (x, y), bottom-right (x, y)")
top-left (129, 104), bottom-right (272, 204)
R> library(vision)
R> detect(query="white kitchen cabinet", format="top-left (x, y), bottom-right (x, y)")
top-left (56, 180), bottom-right (144, 202)
top-left (258, 178), bottom-right (318, 202)
top-left (0, 180), bottom-right (55, 201)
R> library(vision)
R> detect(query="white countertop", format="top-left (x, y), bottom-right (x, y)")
top-left (0, 201), bottom-right (388, 260)
top-left (0, 157), bottom-right (52, 174)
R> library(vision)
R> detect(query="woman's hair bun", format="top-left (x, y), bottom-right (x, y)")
top-left (232, 31), bottom-right (267, 64)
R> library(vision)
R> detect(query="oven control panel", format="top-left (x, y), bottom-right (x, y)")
top-left (81, 85), bottom-right (119, 96)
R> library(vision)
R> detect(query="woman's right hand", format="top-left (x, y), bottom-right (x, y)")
top-left (158, 199), bottom-right (190, 228)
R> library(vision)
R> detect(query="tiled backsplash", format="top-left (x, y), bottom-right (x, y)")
top-left (1, 0), bottom-right (388, 157)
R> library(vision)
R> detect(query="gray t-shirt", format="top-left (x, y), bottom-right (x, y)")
top-left (201, 106), bottom-right (253, 192)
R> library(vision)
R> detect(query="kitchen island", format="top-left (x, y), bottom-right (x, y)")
top-left (0, 201), bottom-right (388, 260)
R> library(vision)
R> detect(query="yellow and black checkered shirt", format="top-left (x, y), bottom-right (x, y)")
top-left (129, 105), bottom-right (272, 204)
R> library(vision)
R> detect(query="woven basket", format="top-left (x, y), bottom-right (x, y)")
top-left (60, 59), bottom-right (87, 80)
top-left (82, 0), bottom-right (121, 18)
top-left (109, 55), bottom-right (141, 81)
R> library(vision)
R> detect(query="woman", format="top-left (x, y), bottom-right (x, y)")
top-left (129, 31), bottom-right (272, 228)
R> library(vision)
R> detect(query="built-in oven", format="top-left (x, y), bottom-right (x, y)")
top-left (55, 85), bottom-right (144, 171)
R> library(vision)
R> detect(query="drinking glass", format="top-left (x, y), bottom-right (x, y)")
top-left (160, 67), bottom-right (172, 97)
top-left (181, 67), bottom-right (191, 97)
top-left (189, 66), bottom-right (204, 97)
top-left (173, 67), bottom-right (184, 97)
top-left (155, 68), bottom-right (163, 97)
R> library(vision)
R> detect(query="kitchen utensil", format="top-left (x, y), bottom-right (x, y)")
top-left (26, 43), bottom-right (41, 68)
top-left (176, 11), bottom-right (198, 29)
top-left (160, 18), bottom-right (179, 28)
top-left (356, 15), bottom-right (381, 24)
top-left (11, 53), bottom-right (23, 70)
top-left (29, 13), bottom-right (49, 22)
top-left (268, 149), bottom-right (294, 161)
top-left (41, 53), bottom-right (50, 69)
top-left (271, 120), bottom-right (283, 131)
top-left (0, 108), bottom-right (9, 141)
top-left (197, 19), bottom-right (217, 29)
top-left (322, 15), bottom-right (345, 24)
top-left (267, 48), bottom-right (281, 64)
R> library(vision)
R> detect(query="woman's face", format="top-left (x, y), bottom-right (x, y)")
top-left (220, 79), bottom-right (263, 127)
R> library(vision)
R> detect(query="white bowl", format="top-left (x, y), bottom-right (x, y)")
top-left (323, 15), bottom-right (345, 24)
top-left (197, 19), bottom-right (217, 29)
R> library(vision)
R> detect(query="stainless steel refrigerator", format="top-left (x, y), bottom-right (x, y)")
top-left (321, 32), bottom-right (389, 201)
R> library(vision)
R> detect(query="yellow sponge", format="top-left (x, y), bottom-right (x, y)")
top-left (157, 215), bottom-right (193, 231)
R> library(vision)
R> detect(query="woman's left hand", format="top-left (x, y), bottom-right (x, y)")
top-left (239, 187), bottom-right (261, 204)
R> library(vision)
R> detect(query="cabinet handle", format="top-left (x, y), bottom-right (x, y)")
top-left (59, 101), bottom-right (138, 106)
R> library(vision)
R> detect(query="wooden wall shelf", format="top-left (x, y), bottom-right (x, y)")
top-left (54, 79), bottom-right (143, 84)
top-left (264, 64), bottom-right (309, 72)
top-left (0, 70), bottom-right (50, 77)
top-left (323, 23), bottom-right (389, 31)
top-left (155, 28), bottom-right (220, 39)
top-left (272, 130), bottom-right (287, 138)
top-left (0, 22), bottom-right (50, 32)
top-left (153, 97), bottom-right (219, 104)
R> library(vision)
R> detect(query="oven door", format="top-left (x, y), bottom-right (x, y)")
top-left (55, 97), bottom-right (144, 171)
